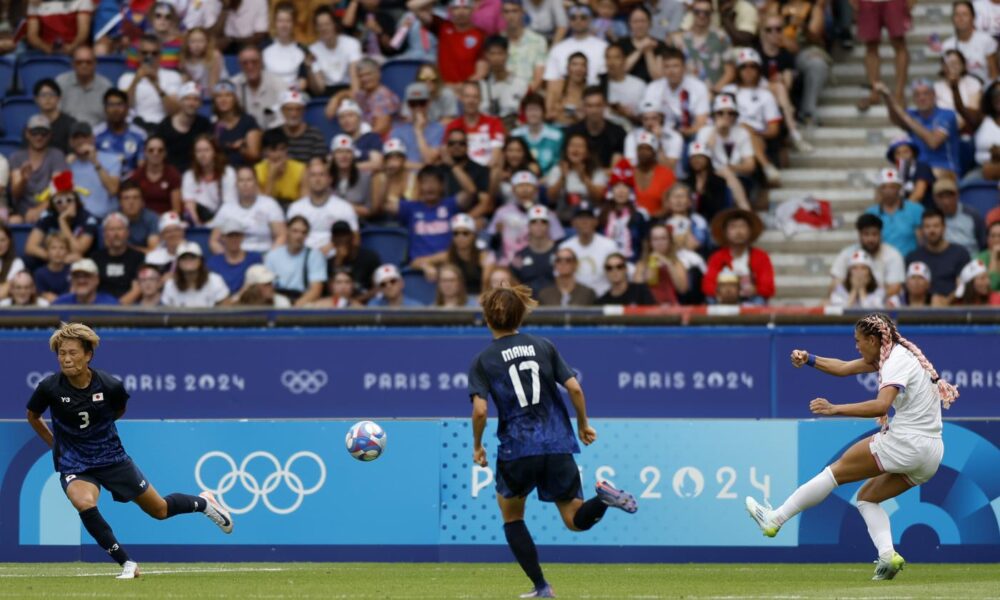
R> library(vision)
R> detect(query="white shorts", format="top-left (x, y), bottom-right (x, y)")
top-left (869, 430), bottom-right (944, 485)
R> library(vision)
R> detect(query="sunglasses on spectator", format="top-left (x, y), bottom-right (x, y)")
top-left (447, 139), bottom-right (467, 146)
top-left (408, 99), bottom-right (429, 106)
top-left (28, 128), bottom-right (50, 136)
top-left (605, 262), bottom-right (626, 272)
top-left (715, 110), bottom-right (738, 117)
top-left (453, 230), bottom-right (474, 237)
top-left (379, 278), bottom-right (400, 287)
top-left (555, 256), bottom-right (576, 263)
top-left (529, 219), bottom-right (548, 225)
top-left (692, 9), bottom-right (711, 16)
top-left (764, 26), bottom-right (782, 33)
top-left (53, 196), bottom-right (74, 206)
top-left (141, 51), bottom-right (159, 58)
top-left (154, 11), bottom-right (172, 19)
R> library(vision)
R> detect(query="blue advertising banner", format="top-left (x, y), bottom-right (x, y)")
top-left (1, 418), bottom-right (997, 562)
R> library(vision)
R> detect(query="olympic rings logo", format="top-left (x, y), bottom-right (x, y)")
top-left (26, 371), bottom-right (54, 389)
top-left (194, 451), bottom-right (326, 515)
top-left (280, 370), bottom-right (329, 394)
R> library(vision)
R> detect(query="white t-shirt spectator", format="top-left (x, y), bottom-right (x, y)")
top-left (623, 128), bottom-right (684, 164)
top-left (263, 40), bottom-right (306, 89)
top-left (173, 0), bottom-right (223, 30)
top-left (934, 76), bottom-right (982, 115)
top-left (722, 84), bottom-right (782, 133)
top-left (162, 273), bottom-right (230, 307)
top-left (641, 75), bottom-right (711, 130)
top-left (543, 35), bottom-right (608, 85)
top-left (974, 0), bottom-right (1000, 38)
top-left (0, 154), bottom-right (9, 189)
top-left (830, 243), bottom-right (906, 288)
top-left (118, 70), bottom-right (184, 125)
top-left (287, 195), bottom-right (360, 249)
top-left (182, 166), bottom-right (238, 213)
top-left (828, 284), bottom-right (886, 309)
top-left (224, 0), bottom-right (268, 38)
top-left (942, 32), bottom-right (998, 82)
top-left (974, 117), bottom-right (1000, 165)
top-left (694, 125), bottom-right (754, 171)
top-left (208, 195), bottom-right (285, 253)
top-left (559, 234), bottom-right (618, 296)
top-left (607, 75), bottom-right (648, 119)
top-left (309, 36), bottom-right (362, 89)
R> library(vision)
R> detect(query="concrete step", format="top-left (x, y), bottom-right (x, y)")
top-left (773, 275), bottom-right (833, 299)
top-left (769, 187), bottom-right (874, 203)
top-left (830, 62), bottom-right (939, 86)
top-left (757, 229), bottom-right (857, 254)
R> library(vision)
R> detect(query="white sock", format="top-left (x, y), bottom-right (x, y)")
top-left (773, 466), bottom-right (838, 526)
top-left (857, 500), bottom-right (895, 560)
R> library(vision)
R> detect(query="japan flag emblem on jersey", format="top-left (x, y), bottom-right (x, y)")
top-left (92, 393), bottom-right (104, 402)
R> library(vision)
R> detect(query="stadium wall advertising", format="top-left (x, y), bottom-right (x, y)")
top-left (0, 419), bottom-right (997, 562)
top-left (0, 326), bottom-right (998, 419)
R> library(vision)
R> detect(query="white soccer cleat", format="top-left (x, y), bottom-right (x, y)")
top-left (872, 552), bottom-right (905, 580)
top-left (745, 496), bottom-right (780, 538)
top-left (200, 491), bottom-right (234, 534)
top-left (115, 560), bottom-right (140, 579)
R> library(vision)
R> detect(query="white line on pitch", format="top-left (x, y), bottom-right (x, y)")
top-left (0, 566), bottom-right (289, 578)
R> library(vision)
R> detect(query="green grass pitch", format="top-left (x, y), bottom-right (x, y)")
top-left (1, 562), bottom-right (999, 598)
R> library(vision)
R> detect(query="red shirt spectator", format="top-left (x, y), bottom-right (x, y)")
top-left (445, 82), bottom-right (506, 167)
top-left (27, 0), bottom-right (93, 53)
top-left (702, 209), bottom-right (775, 302)
top-left (410, 0), bottom-right (486, 84)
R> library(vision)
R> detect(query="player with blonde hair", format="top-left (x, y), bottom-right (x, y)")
top-left (27, 323), bottom-right (234, 579)
top-left (745, 313), bottom-right (958, 580)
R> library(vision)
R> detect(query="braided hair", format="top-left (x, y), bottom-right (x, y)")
top-left (855, 313), bottom-right (959, 408)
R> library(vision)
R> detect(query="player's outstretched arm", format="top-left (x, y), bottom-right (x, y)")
top-left (810, 386), bottom-right (897, 419)
top-left (564, 377), bottom-right (596, 446)
top-left (791, 349), bottom-right (876, 377)
top-left (471, 395), bottom-right (489, 467)
top-left (26, 409), bottom-right (54, 448)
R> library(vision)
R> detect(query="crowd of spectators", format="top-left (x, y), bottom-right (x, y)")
top-left (0, 0), bottom-right (997, 309)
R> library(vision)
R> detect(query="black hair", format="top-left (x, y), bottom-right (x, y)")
top-left (583, 85), bottom-right (606, 101)
top-left (983, 80), bottom-right (1000, 120)
top-left (921, 206), bottom-right (946, 224)
top-left (262, 128), bottom-right (289, 149)
top-left (483, 35), bottom-right (508, 52)
top-left (657, 46), bottom-right (685, 63)
top-left (287, 215), bottom-right (311, 232)
top-left (33, 78), bottom-right (61, 97)
top-left (855, 213), bottom-right (884, 232)
top-left (417, 165), bottom-right (445, 184)
top-left (520, 91), bottom-right (545, 111)
top-left (953, 0), bottom-right (975, 17)
top-left (629, 4), bottom-right (652, 20)
top-left (103, 88), bottom-right (127, 104)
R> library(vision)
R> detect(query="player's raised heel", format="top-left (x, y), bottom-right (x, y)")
top-left (199, 491), bottom-right (234, 534)
top-left (745, 496), bottom-right (780, 537)
top-left (872, 552), bottom-right (905, 580)
top-left (596, 480), bottom-right (638, 513)
top-left (519, 583), bottom-right (556, 598)
top-left (115, 561), bottom-right (140, 579)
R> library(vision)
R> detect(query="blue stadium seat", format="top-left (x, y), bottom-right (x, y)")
top-left (223, 54), bottom-right (240, 79)
top-left (0, 57), bottom-right (14, 95)
top-left (9, 224), bottom-right (32, 257)
top-left (187, 227), bottom-right (212, 256)
top-left (959, 180), bottom-right (999, 217)
top-left (304, 98), bottom-right (339, 146)
top-left (1, 97), bottom-right (37, 140)
top-left (0, 139), bottom-right (22, 158)
top-left (199, 98), bottom-right (214, 119)
top-left (401, 267), bottom-right (436, 306)
top-left (96, 56), bottom-right (128, 87)
top-left (18, 56), bottom-right (72, 95)
top-left (380, 59), bottom-right (423, 101)
top-left (361, 227), bottom-right (408, 266)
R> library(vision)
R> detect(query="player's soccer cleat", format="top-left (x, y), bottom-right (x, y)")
top-left (596, 480), bottom-right (638, 513)
top-left (872, 552), bottom-right (905, 580)
top-left (200, 491), bottom-right (234, 534)
top-left (115, 561), bottom-right (140, 579)
top-left (519, 584), bottom-right (555, 598)
top-left (745, 496), bottom-right (780, 537)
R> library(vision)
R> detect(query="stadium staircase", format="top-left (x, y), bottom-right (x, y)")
top-left (760, 0), bottom-right (953, 305)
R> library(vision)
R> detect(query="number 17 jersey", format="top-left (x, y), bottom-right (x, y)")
top-left (468, 332), bottom-right (580, 461)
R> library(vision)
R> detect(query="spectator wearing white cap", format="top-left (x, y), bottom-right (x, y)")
top-left (830, 213), bottom-right (906, 300)
top-left (264, 215), bottom-right (327, 306)
top-left (544, 3), bottom-right (607, 90)
top-left (228, 45), bottom-right (286, 130)
top-left (559, 201), bottom-right (618, 295)
top-left (631, 133), bottom-right (676, 219)
top-left (887, 262), bottom-right (933, 307)
top-left (827, 250), bottom-right (886, 309)
top-left (329, 135), bottom-right (375, 219)
top-left (206, 218), bottom-right (263, 300)
top-left (118, 35), bottom-right (184, 130)
top-left (953, 258), bottom-right (1000, 305)
top-left (288, 158), bottom-right (360, 250)
top-left (8, 115), bottom-right (69, 223)
top-left (906, 206), bottom-right (971, 303)
top-left (209, 165), bottom-right (286, 254)
top-left (603, 41), bottom-right (648, 126)
top-left (371, 139), bottom-right (418, 219)
top-left (713, 267), bottom-right (741, 305)
top-left (390, 83), bottom-right (447, 166)
top-left (263, 2), bottom-right (309, 91)
top-left (369, 264), bottom-right (423, 307)
top-left (51, 259), bottom-right (120, 305)
top-left (694, 93), bottom-right (755, 200)
top-left (721, 47), bottom-right (783, 184)
top-left (0, 272), bottom-right (50, 307)
top-left (155, 81), bottom-right (213, 173)
top-left (91, 212), bottom-right (146, 301)
top-left (307, 7), bottom-right (363, 97)
top-left (268, 90), bottom-right (328, 164)
top-left (328, 58), bottom-right (401, 137)
top-left (427, 213), bottom-right (495, 294)
top-left (331, 99), bottom-right (385, 171)
top-left (233, 264), bottom-right (293, 308)
top-left (146, 211), bottom-right (189, 271)
top-left (489, 137), bottom-right (543, 208)
top-left (640, 46), bottom-right (711, 139)
top-left (161, 241), bottom-right (230, 307)
top-left (488, 171), bottom-right (566, 265)
top-left (512, 204), bottom-right (560, 294)
top-left (624, 101), bottom-right (684, 171)
top-left (864, 167), bottom-right (924, 257)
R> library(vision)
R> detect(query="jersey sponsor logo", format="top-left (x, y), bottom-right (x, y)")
top-left (61, 397), bottom-right (71, 403)
top-left (64, 474), bottom-right (76, 482)
top-left (280, 370), bottom-right (328, 394)
top-left (92, 393), bottom-right (104, 402)
top-left (194, 450), bottom-right (326, 515)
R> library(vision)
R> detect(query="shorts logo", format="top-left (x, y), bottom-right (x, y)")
top-left (280, 370), bottom-right (328, 395)
top-left (194, 450), bottom-right (326, 515)
top-left (139, 480), bottom-right (147, 488)
top-left (92, 393), bottom-right (104, 402)
top-left (65, 474), bottom-right (76, 483)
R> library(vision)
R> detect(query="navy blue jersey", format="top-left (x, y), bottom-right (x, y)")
top-left (468, 333), bottom-right (580, 461)
top-left (26, 369), bottom-right (130, 473)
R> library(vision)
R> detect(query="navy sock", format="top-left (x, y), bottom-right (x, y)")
top-left (164, 493), bottom-right (207, 517)
top-left (572, 497), bottom-right (609, 531)
top-left (79, 507), bottom-right (130, 565)
top-left (503, 520), bottom-right (547, 589)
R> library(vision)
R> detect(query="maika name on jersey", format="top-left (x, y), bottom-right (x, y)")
top-left (501, 345), bottom-right (537, 363)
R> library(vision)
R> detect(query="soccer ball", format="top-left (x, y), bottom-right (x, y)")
top-left (345, 420), bottom-right (387, 461)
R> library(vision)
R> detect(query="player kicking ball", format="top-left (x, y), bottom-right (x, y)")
top-left (26, 323), bottom-right (233, 579)
top-left (745, 313), bottom-right (958, 581)
top-left (469, 285), bottom-right (638, 598)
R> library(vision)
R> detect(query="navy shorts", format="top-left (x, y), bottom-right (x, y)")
top-left (60, 459), bottom-right (149, 503)
top-left (496, 454), bottom-right (583, 502)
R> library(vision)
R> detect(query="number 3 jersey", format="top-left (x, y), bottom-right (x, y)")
top-left (468, 333), bottom-right (580, 461)
top-left (27, 368), bottom-right (130, 473)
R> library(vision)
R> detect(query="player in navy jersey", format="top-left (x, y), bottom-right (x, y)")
top-left (26, 323), bottom-right (233, 579)
top-left (469, 285), bottom-right (637, 599)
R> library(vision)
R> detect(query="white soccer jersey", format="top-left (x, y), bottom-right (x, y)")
top-left (880, 344), bottom-right (942, 438)
top-left (287, 195), bottom-right (359, 250)
top-left (721, 84), bottom-right (782, 133)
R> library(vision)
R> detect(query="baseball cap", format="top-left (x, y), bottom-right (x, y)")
top-left (337, 99), bottom-right (362, 116)
top-left (27, 114), bottom-right (51, 131)
top-left (735, 47), bottom-right (761, 66)
top-left (244, 264), bottom-right (276, 286)
top-left (178, 81), bottom-right (201, 99)
top-left (906, 261), bottom-right (931, 281)
top-left (634, 129), bottom-right (659, 150)
top-left (382, 138), bottom-right (407, 156)
top-left (70, 258), bottom-right (99, 275)
top-left (218, 219), bottom-right (247, 235)
top-left (373, 263), bottom-right (402, 286)
top-left (712, 94), bottom-right (738, 114)
top-left (573, 201), bottom-right (599, 218)
top-left (213, 80), bottom-right (237, 95)
top-left (848, 249), bottom-right (874, 269)
top-left (158, 211), bottom-right (187, 233)
top-left (717, 267), bottom-right (739, 285)
top-left (955, 259), bottom-right (988, 297)
top-left (450, 213), bottom-right (476, 232)
top-left (527, 205), bottom-right (550, 222)
top-left (331, 220), bottom-right (354, 236)
top-left (567, 4), bottom-right (592, 17)
top-left (638, 100), bottom-right (662, 115)
top-left (405, 82), bottom-right (430, 102)
top-left (511, 171), bottom-right (538, 187)
top-left (688, 141), bottom-right (710, 158)
top-left (69, 121), bottom-right (93, 137)
top-left (885, 136), bottom-right (919, 163)
top-left (878, 168), bottom-right (901, 186)
top-left (330, 134), bottom-right (356, 153)
top-left (932, 178), bottom-right (958, 196)
top-left (280, 89), bottom-right (306, 107)
top-left (177, 241), bottom-right (203, 257)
